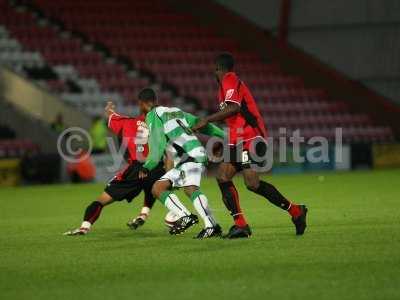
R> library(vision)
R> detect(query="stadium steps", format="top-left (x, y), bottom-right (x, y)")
top-left (0, 0), bottom-right (395, 142)
top-left (0, 1), bottom-right (136, 116)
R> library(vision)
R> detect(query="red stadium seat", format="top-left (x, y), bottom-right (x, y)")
top-left (0, 0), bottom-right (394, 142)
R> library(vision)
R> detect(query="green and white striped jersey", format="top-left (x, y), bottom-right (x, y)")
top-left (143, 106), bottom-right (225, 171)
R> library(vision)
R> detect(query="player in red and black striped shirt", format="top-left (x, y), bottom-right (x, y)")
top-left (193, 53), bottom-right (308, 238)
top-left (64, 89), bottom-right (165, 235)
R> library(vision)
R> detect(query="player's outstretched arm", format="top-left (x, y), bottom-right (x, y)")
top-left (106, 101), bottom-right (132, 135)
top-left (184, 112), bottom-right (225, 139)
top-left (192, 103), bottom-right (240, 131)
top-left (163, 151), bottom-right (174, 172)
top-left (199, 123), bottom-right (225, 139)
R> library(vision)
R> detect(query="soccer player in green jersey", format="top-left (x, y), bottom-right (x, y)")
top-left (137, 88), bottom-right (225, 239)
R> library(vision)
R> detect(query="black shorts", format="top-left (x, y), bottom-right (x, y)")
top-left (228, 139), bottom-right (268, 172)
top-left (104, 161), bottom-right (165, 202)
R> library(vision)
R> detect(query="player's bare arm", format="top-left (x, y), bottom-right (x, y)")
top-left (163, 151), bottom-right (174, 172)
top-left (192, 103), bottom-right (240, 131)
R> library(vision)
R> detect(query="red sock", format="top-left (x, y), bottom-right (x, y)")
top-left (288, 203), bottom-right (301, 218)
top-left (229, 186), bottom-right (248, 227)
top-left (84, 201), bottom-right (104, 224)
top-left (234, 213), bottom-right (248, 227)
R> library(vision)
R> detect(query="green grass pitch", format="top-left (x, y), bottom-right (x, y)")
top-left (0, 169), bottom-right (399, 300)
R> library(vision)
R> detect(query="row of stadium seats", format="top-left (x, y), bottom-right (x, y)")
top-left (0, 0), bottom-right (395, 142)
top-left (0, 1), bottom-right (188, 115)
top-left (266, 113), bottom-right (371, 127)
top-left (267, 126), bottom-right (393, 143)
top-left (0, 3), bottom-right (137, 116)
top-left (0, 24), bottom-right (44, 71)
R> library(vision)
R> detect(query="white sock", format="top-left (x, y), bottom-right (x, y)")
top-left (192, 193), bottom-right (216, 228)
top-left (80, 221), bottom-right (91, 230)
top-left (139, 206), bottom-right (150, 220)
top-left (164, 193), bottom-right (191, 217)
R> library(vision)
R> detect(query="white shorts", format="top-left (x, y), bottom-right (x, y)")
top-left (159, 162), bottom-right (204, 188)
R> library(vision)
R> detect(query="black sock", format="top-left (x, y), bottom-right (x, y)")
top-left (144, 188), bottom-right (157, 209)
top-left (250, 181), bottom-right (291, 210)
top-left (84, 201), bottom-right (103, 224)
top-left (218, 181), bottom-right (248, 226)
top-left (217, 181), bottom-right (241, 215)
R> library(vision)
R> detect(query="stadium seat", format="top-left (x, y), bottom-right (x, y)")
top-left (0, 0), bottom-right (394, 142)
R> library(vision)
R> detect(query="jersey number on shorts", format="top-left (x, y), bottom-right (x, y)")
top-left (242, 150), bottom-right (250, 163)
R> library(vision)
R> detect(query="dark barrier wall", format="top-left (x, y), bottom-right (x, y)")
top-left (20, 154), bottom-right (61, 184)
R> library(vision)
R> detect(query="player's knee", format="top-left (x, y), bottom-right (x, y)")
top-left (243, 170), bottom-right (260, 191)
top-left (245, 183), bottom-right (257, 192)
top-left (184, 185), bottom-right (198, 198)
top-left (97, 192), bottom-right (113, 206)
top-left (245, 180), bottom-right (259, 192)
top-left (151, 180), bottom-right (169, 199)
top-left (151, 184), bottom-right (161, 199)
top-left (217, 174), bottom-right (231, 183)
top-left (217, 162), bottom-right (236, 182)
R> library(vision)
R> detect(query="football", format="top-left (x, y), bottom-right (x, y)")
top-left (164, 211), bottom-right (179, 228)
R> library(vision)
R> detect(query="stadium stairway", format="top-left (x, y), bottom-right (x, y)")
top-left (0, 0), bottom-right (396, 143)
top-left (0, 0), bottom-right (204, 117)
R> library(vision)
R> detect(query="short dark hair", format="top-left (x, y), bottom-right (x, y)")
top-left (138, 88), bottom-right (157, 103)
top-left (215, 52), bottom-right (235, 71)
